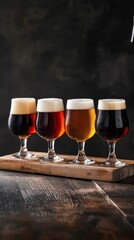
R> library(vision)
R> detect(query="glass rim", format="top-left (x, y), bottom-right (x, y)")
top-left (37, 98), bottom-right (63, 102)
top-left (66, 98), bottom-right (94, 110)
top-left (98, 99), bottom-right (126, 110)
top-left (11, 97), bottom-right (35, 102)
top-left (37, 98), bottom-right (64, 112)
top-left (98, 98), bottom-right (125, 102)
top-left (10, 98), bottom-right (36, 114)
top-left (67, 98), bottom-right (93, 102)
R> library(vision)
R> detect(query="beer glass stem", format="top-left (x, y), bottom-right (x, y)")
top-left (77, 142), bottom-right (86, 162)
top-left (107, 141), bottom-right (117, 162)
top-left (19, 138), bottom-right (29, 157)
top-left (47, 140), bottom-right (56, 160)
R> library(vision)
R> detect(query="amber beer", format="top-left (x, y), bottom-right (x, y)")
top-left (36, 98), bottom-right (65, 162)
top-left (96, 100), bottom-right (129, 141)
top-left (65, 100), bottom-right (96, 142)
top-left (8, 98), bottom-right (36, 138)
top-left (36, 98), bottom-right (65, 140)
top-left (36, 111), bottom-right (65, 140)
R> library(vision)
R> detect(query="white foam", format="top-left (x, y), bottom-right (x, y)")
top-left (37, 98), bottom-right (64, 112)
top-left (10, 98), bottom-right (36, 114)
top-left (98, 99), bottom-right (126, 110)
top-left (66, 99), bottom-right (94, 110)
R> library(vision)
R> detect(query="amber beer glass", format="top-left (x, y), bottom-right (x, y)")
top-left (96, 99), bottom-right (129, 167)
top-left (8, 98), bottom-right (36, 158)
top-left (65, 99), bottom-right (96, 164)
top-left (36, 98), bottom-right (65, 162)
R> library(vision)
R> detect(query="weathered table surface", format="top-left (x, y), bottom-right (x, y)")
top-left (0, 165), bottom-right (134, 239)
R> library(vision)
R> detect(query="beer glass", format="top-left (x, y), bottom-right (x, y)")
top-left (96, 99), bottom-right (129, 167)
top-left (36, 98), bottom-right (65, 162)
top-left (65, 99), bottom-right (96, 164)
top-left (8, 98), bottom-right (36, 158)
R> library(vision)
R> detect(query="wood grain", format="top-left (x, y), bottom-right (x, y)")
top-left (95, 180), bottom-right (134, 228)
top-left (0, 152), bottom-right (134, 182)
top-left (0, 171), bottom-right (134, 239)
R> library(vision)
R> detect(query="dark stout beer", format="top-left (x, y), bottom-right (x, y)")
top-left (96, 99), bottom-right (129, 167)
top-left (96, 99), bottom-right (129, 141)
top-left (36, 111), bottom-right (65, 140)
top-left (8, 98), bottom-right (36, 139)
top-left (8, 98), bottom-right (36, 159)
top-left (96, 109), bottom-right (129, 141)
top-left (8, 113), bottom-right (36, 138)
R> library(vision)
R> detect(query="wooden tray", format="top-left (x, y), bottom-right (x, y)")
top-left (0, 152), bottom-right (134, 182)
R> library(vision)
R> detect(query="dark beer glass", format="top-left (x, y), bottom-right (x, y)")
top-left (96, 99), bottom-right (129, 167)
top-left (8, 98), bottom-right (36, 158)
top-left (65, 99), bottom-right (96, 164)
top-left (36, 98), bottom-right (65, 162)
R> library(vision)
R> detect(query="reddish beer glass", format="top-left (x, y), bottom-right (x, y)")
top-left (8, 98), bottom-right (36, 158)
top-left (36, 98), bottom-right (65, 162)
top-left (96, 99), bottom-right (129, 167)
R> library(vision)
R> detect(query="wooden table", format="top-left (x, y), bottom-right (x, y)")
top-left (0, 164), bottom-right (134, 239)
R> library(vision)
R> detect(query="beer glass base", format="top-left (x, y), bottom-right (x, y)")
top-left (100, 160), bottom-right (125, 168)
top-left (39, 155), bottom-right (64, 163)
top-left (12, 152), bottom-right (36, 159)
top-left (69, 159), bottom-right (95, 165)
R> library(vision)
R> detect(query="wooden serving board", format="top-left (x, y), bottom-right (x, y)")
top-left (0, 152), bottom-right (134, 182)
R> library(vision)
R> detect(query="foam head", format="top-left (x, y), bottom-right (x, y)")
top-left (10, 98), bottom-right (36, 114)
top-left (98, 99), bottom-right (126, 110)
top-left (37, 98), bottom-right (64, 112)
top-left (66, 99), bottom-right (94, 110)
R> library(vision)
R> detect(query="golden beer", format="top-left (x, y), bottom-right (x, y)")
top-left (65, 108), bottom-right (96, 142)
top-left (65, 99), bottom-right (96, 165)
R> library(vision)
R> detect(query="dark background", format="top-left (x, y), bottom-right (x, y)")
top-left (0, 0), bottom-right (134, 160)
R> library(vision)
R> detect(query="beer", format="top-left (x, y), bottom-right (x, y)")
top-left (36, 98), bottom-right (65, 162)
top-left (65, 99), bottom-right (96, 142)
top-left (8, 113), bottom-right (36, 138)
top-left (36, 98), bottom-right (65, 140)
top-left (36, 111), bottom-right (65, 140)
top-left (8, 98), bottom-right (36, 138)
top-left (96, 99), bottom-right (129, 167)
top-left (65, 99), bottom-right (96, 165)
top-left (8, 98), bottom-right (36, 158)
top-left (96, 99), bottom-right (129, 141)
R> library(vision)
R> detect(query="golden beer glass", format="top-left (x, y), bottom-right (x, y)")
top-left (65, 99), bottom-right (96, 164)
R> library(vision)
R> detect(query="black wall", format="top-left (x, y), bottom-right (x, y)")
top-left (0, 0), bottom-right (134, 160)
